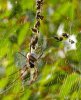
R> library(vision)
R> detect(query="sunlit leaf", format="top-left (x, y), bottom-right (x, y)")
top-left (59, 73), bottom-right (79, 99)
top-left (18, 23), bottom-right (29, 45)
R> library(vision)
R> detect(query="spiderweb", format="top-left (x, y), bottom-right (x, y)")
top-left (0, 0), bottom-right (81, 99)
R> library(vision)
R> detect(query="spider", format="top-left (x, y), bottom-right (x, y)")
top-left (0, 50), bottom-right (43, 95)
top-left (18, 49), bottom-right (43, 85)
top-left (54, 33), bottom-right (75, 44)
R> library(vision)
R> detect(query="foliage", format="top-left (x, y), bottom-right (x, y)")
top-left (0, 0), bottom-right (81, 100)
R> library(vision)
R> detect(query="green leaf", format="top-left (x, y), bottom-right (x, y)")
top-left (53, 2), bottom-right (71, 21)
top-left (59, 73), bottom-right (79, 99)
top-left (18, 23), bottom-right (29, 45)
top-left (21, 0), bottom-right (33, 10)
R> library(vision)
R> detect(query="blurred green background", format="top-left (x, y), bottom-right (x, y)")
top-left (0, 0), bottom-right (81, 100)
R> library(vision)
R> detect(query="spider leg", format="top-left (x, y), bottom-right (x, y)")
top-left (37, 51), bottom-right (43, 59)
top-left (8, 69), bottom-right (21, 77)
top-left (28, 66), bottom-right (38, 84)
top-left (0, 77), bottom-right (19, 94)
top-left (18, 52), bottom-right (27, 58)
top-left (37, 47), bottom-right (46, 59)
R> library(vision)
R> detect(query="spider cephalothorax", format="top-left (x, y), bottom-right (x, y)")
top-left (27, 52), bottom-right (37, 68)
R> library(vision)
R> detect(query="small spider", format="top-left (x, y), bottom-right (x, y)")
top-left (54, 33), bottom-right (75, 44)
